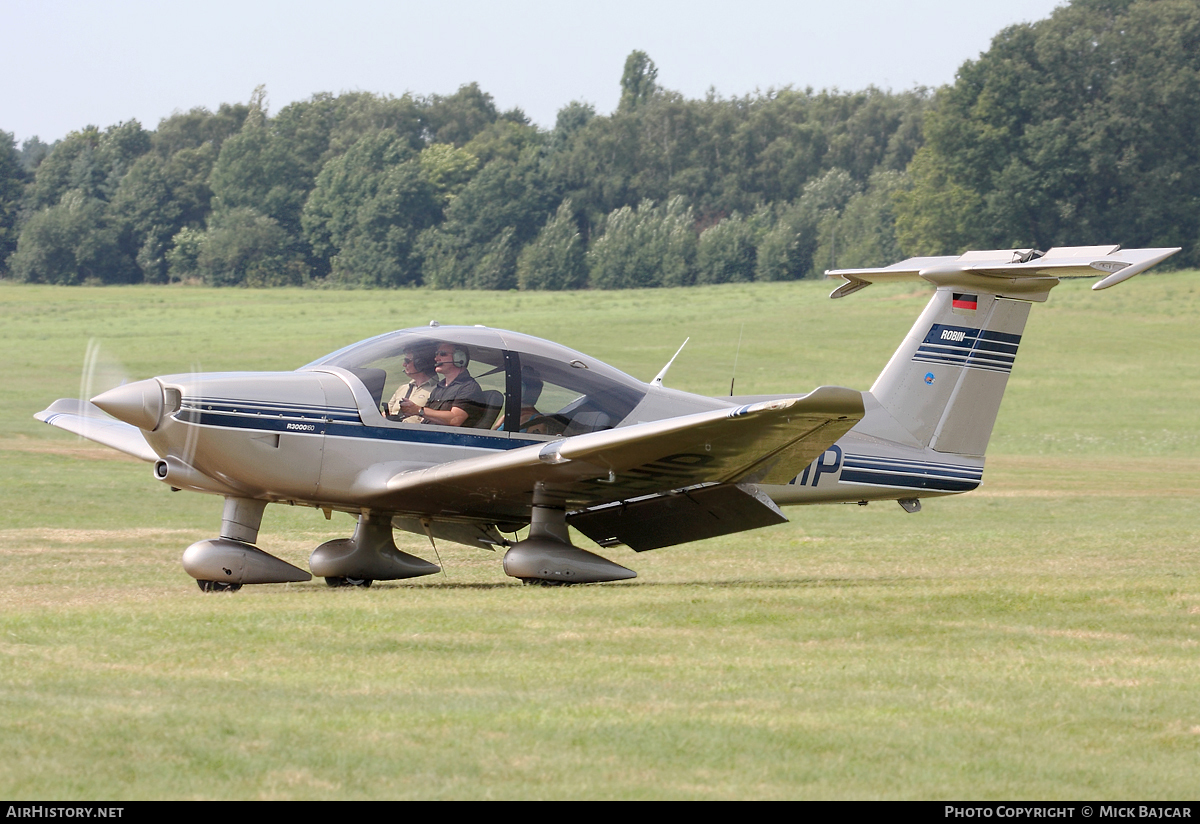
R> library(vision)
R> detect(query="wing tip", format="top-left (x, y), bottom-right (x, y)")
top-left (1091, 247), bottom-right (1182, 290)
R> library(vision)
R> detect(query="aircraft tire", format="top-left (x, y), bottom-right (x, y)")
top-left (197, 580), bottom-right (242, 593)
top-left (325, 577), bottom-right (373, 588)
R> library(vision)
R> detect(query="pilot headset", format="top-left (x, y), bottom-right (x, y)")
top-left (437, 344), bottom-right (470, 369)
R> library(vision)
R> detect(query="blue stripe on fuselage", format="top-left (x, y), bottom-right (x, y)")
top-left (839, 452), bottom-right (983, 493)
top-left (324, 421), bottom-right (532, 450)
top-left (177, 405), bottom-right (533, 451)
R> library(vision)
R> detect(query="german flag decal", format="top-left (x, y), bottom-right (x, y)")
top-left (952, 293), bottom-right (978, 315)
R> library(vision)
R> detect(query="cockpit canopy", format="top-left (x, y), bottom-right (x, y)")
top-left (301, 326), bottom-right (648, 437)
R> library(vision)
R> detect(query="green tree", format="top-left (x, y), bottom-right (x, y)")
top-left (619, 51), bottom-right (659, 113)
top-left (892, 148), bottom-right (982, 255)
top-left (548, 71), bottom-right (927, 239)
top-left (152, 103), bottom-right (249, 158)
top-left (462, 120), bottom-right (542, 166)
top-left (12, 122), bottom-right (152, 282)
top-left (166, 226), bottom-right (205, 283)
top-left (209, 114), bottom-right (309, 238)
top-left (195, 207), bottom-right (307, 287)
top-left (271, 91), bottom-right (425, 182)
top-left (588, 197), bottom-right (696, 289)
top-left (817, 169), bottom-right (908, 269)
top-left (18, 136), bottom-right (52, 171)
top-left (422, 83), bottom-right (499, 146)
top-left (549, 101), bottom-right (595, 152)
top-left (753, 169), bottom-right (858, 281)
top-left (696, 213), bottom-right (756, 284)
top-left (0, 131), bottom-right (27, 274)
top-left (28, 127), bottom-right (101, 209)
top-left (754, 213), bottom-right (805, 282)
top-left (302, 130), bottom-right (439, 287)
top-left (586, 204), bottom-right (653, 289)
top-left (517, 199), bottom-right (588, 290)
top-left (9, 191), bottom-right (137, 284)
top-left (469, 227), bottom-right (519, 290)
top-left (94, 120), bottom-right (153, 198)
top-left (27, 122), bottom-right (149, 208)
top-left (421, 148), bottom-right (556, 289)
top-left (418, 143), bottom-right (479, 206)
top-left (111, 145), bottom-right (217, 282)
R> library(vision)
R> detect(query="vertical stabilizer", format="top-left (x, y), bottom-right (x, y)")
top-left (868, 289), bottom-right (1030, 456)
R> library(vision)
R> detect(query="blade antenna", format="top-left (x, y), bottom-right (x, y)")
top-left (650, 337), bottom-right (689, 388)
top-left (730, 323), bottom-right (744, 396)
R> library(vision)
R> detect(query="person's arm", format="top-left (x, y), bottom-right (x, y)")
top-left (418, 404), bottom-right (468, 427)
top-left (397, 396), bottom-right (470, 427)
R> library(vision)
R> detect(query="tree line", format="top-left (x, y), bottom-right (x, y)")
top-left (1, 0), bottom-right (1195, 289)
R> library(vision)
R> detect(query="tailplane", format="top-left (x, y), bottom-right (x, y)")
top-left (829, 245), bottom-right (1180, 458)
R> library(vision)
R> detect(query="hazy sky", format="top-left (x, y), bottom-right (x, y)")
top-left (3, 0), bottom-right (1066, 145)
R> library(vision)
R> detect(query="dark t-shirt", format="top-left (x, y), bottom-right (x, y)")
top-left (425, 371), bottom-right (486, 427)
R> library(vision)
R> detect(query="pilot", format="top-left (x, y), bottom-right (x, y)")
top-left (385, 343), bottom-right (438, 423)
top-left (398, 342), bottom-right (485, 427)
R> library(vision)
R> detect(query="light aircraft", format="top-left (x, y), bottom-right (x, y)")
top-left (36, 245), bottom-right (1179, 591)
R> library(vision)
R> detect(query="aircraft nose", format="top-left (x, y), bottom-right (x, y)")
top-left (92, 379), bottom-right (164, 431)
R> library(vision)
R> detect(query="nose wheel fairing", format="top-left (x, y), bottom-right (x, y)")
top-left (183, 496), bottom-right (313, 588)
top-left (183, 538), bottom-right (311, 586)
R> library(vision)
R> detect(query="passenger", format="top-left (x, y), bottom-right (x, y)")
top-left (385, 343), bottom-right (438, 423)
top-left (496, 367), bottom-right (553, 434)
top-left (398, 342), bottom-right (486, 427)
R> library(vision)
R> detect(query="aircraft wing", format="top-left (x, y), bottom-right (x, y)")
top-left (35, 398), bottom-right (158, 462)
top-left (367, 385), bottom-right (864, 521)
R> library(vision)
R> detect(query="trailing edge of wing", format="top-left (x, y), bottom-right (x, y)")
top-left (372, 386), bottom-right (865, 518)
top-left (35, 398), bottom-right (158, 462)
top-left (826, 246), bottom-right (1181, 298)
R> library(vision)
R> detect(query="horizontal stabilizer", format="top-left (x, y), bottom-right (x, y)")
top-left (35, 398), bottom-right (157, 462)
top-left (828, 246), bottom-right (1180, 299)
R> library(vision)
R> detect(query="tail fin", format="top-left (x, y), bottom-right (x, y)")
top-left (868, 289), bottom-right (1029, 456)
top-left (828, 245), bottom-right (1180, 458)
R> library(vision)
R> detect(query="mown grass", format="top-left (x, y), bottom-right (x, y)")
top-left (1, 274), bottom-right (1198, 799)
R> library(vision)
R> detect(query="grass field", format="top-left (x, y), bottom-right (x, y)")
top-left (1, 274), bottom-right (1198, 799)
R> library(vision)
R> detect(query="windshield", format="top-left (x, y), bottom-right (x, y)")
top-left (302, 326), bottom-right (647, 436)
